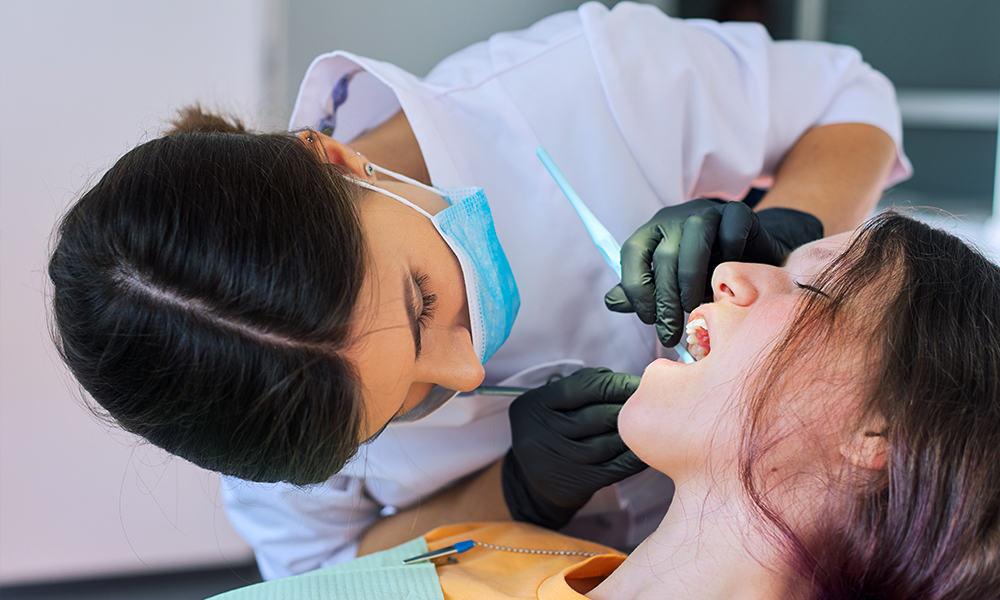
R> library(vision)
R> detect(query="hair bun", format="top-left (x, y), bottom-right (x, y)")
top-left (166, 104), bottom-right (247, 135)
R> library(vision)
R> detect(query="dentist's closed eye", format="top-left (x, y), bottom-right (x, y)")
top-left (406, 271), bottom-right (438, 358)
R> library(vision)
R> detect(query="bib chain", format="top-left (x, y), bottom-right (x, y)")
top-left (473, 541), bottom-right (600, 558)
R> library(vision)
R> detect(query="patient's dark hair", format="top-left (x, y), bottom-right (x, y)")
top-left (48, 106), bottom-right (366, 484)
top-left (743, 212), bottom-right (1000, 598)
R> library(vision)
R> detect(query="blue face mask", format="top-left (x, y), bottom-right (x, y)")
top-left (350, 163), bottom-right (520, 422)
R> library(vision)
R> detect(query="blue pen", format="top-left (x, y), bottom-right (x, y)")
top-left (536, 147), bottom-right (695, 365)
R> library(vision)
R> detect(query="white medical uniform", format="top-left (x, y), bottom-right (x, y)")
top-left (222, 2), bottom-right (911, 580)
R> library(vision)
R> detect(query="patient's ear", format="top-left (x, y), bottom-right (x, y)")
top-left (839, 414), bottom-right (888, 471)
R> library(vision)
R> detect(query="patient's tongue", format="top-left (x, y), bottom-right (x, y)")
top-left (695, 328), bottom-right (710, 353)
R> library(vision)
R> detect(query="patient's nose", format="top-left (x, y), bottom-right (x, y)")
top-left (711, 262), bottom-right (785, 306)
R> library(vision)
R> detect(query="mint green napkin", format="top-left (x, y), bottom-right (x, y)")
top-left (208, 537), bottom-right (443, 600)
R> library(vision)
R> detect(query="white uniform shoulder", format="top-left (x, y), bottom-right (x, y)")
top-left (576, 1), bottom-right (910, 198)
top-left (425, 9), bottom-right (583, 89)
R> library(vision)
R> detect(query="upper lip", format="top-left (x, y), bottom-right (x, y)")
top-left (687, 307), bottom-right (711, 332)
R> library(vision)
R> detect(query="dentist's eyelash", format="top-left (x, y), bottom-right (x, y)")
top-left (291, 127), bottom-right (317, 145)
top-left (414, 272), bottom-right (438, 331)
top-left (794, 280), bottom-right (830, 298)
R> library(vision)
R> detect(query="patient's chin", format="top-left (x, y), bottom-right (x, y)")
top-left (617, 392), bottom-right (673, 471)
top-left (617, 400), bottom-right (642, 455)
top-left (619, 363), bottom-right (742, 477)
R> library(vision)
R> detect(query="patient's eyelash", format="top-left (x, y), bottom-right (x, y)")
top-left (794, 280), bottom-right (830, 298)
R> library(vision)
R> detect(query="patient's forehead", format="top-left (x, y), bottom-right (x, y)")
top-left (784, 231), bottom-right (853, 275)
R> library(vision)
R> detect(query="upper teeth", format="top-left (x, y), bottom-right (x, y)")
top-left (685, 318), bottom-right (709, 361)
top-left (685, 318), bottom-right (707, 335)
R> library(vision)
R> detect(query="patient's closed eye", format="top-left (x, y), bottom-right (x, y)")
top-left (794, 280), bottom-right (829, 298)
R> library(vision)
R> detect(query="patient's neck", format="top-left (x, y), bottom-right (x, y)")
top-left (588, 475), bottom-right (789, 600)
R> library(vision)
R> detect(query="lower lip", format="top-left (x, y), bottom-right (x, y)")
top-left (651, 356), bottom-right (697, 368)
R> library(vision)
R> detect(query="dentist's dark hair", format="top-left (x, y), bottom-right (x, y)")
top-left (48, 106), bottom-right (367, 484)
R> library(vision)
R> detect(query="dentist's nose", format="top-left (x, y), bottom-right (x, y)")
top-left (418, 325), bottom-right (485, 393)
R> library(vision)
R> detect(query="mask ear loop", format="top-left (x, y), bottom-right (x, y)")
top-left (348, 160), bottom-right (449, 219)
top-left (349, 177), bottom-right (435, 219)
top-left (364, 162), bottom-right (446, 198)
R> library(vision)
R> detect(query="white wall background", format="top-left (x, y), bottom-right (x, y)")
top-left (0, 0), bottom-right (273, 584)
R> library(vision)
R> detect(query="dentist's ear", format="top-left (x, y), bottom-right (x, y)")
top-left (295, 130), bottom-right (376, 182)
top-left (839, 414), bottom-right (888, 471)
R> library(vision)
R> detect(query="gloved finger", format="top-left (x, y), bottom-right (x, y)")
top-left (741, 224), bottom-right (786, 265)
top-left (543, 368), bottom-right (637, 411)
top-left (755, 208), bottom-right (824, 257)
top-left (562, 404), bottom-right (623, 439)
top-left (740, 209), bottom-right (796, 265)
top-left (521, 435), bottom-right (608, 465)
top-left (677, 210), bottom-right (720, 313)
top-left (598, 449), bottom-right (648, 480)
top-left (576, 432), bottom-right (629, 464)
top-left (618, 224), bottom-right (663, 324)
top-left (515, 367), bottom-right (605, 414)
top-left (603, 284), bottom-right (634, 313)
top-left (716, 202), bottom-right (755, 263)
top-left (651, 233), bottom-right (684, 347)
top-left (583, 370), bottom-right (640, 404)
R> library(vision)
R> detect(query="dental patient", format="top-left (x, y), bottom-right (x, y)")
top-left (216, 212), bottom-right (1000, 598)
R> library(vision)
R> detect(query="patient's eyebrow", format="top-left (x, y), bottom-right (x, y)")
top-left (793, 244), bottom-right (839, 266)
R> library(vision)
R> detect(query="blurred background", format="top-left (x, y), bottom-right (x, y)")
top-left (0, 0), bottom-right (996, 598)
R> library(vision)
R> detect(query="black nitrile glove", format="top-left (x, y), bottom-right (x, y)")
top-left (501, 367), bottom-right (645, 529)
top-left (604, 199), bottom-right (823, 346)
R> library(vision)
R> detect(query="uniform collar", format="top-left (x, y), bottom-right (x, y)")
top-left (288, 50), bottom-right (460, 188)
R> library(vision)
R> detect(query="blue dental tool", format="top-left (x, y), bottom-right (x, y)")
top-left (536, 147), bottom-right (695, 364)
top-left (536, 147), bottom-right (623, 279)
top-left (403, 540), bottom-right (476, 565)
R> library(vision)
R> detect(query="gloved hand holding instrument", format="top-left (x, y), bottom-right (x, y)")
top-left (603, 198), bottom-right (824, 346)
top-left (501, 367), bottom-right (645, 529)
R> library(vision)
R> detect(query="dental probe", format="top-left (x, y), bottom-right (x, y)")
top-left (535, 147), bottom-right (696, 364)
top-left (474, 385), bottom-right (530, 397)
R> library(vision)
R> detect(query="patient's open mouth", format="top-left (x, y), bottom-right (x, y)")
top-left (685, 316), bottom-right (711, 361)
